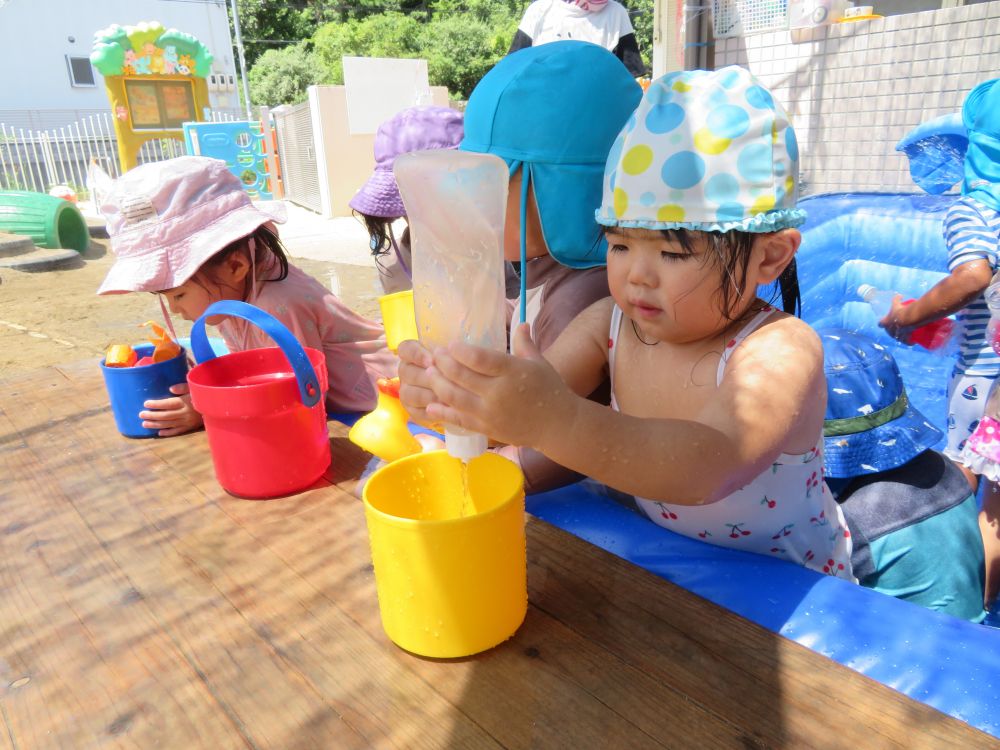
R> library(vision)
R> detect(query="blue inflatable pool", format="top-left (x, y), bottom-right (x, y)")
top-left (796, 192), bottom-right (959, 451)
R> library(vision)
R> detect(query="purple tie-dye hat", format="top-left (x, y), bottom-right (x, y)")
top-left (349, 105), bottom-right (464, 219)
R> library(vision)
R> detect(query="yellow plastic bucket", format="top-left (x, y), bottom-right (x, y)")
top-left (362, 450), bottom-right (527, 658)
top-left (378, 289), bottom-right (419, 352)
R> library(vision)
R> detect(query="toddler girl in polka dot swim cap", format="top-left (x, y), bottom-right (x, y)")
top-left (410, 67), bottom-right (854, 580)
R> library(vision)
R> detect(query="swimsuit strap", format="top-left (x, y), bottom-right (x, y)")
top-left (608, 304), bottom-right (624, 408)
top-left (716, 306), bottom-right (776, 387)
top-left (610, 303), bottom-right (777, 393)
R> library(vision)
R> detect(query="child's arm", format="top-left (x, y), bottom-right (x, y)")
top-left (882, 203), bottom-right (996, 340)
top-left (880, 260), bottom-right (993, 340)
top-left (397, 298), bottom-right (612, 424)
top-left (425, 315), bottom-right (825, 506)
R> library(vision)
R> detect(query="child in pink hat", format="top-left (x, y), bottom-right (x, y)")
top-left (98, 156), bottom-right (396, 436)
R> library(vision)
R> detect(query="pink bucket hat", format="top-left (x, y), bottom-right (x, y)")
top-left (348, 106), bottom-right (464, 219)
top-left (97, 156), bottom-right (286, 295)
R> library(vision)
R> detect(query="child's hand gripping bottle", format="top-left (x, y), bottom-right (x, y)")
top-left (393, 150), bottom-right (509, 462)
top-left (858, 284), bottom-right (957, 352)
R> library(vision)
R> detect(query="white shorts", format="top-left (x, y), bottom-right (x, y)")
top-left (946, 370), bottom-right (997, 461)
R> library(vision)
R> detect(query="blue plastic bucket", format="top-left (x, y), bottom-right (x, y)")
top-left (100, 343), bottom-right (190, 438)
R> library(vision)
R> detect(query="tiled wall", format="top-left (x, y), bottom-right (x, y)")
top-left (716, 1), bottom-right (1000, 196)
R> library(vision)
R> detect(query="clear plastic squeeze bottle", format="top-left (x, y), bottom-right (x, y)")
top-left (394, 149), bottom-right (509, 462)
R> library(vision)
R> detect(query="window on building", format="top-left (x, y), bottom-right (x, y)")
top-left (66, 56), bottom-right (96, 87)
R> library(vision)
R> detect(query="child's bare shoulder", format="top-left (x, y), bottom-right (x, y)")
top-left (737, 310), bottom-right (823, 369)
top-left (547, 296), bottom-right (613, 362)
top-left (575, 296), bottom-right (615, 340)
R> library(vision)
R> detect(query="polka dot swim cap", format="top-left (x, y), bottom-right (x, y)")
top-left (596, 66), bottom-right (806, 233)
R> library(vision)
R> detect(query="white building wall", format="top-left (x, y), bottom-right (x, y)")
top-left (715, 1), bottom-right (1000, 195)
top-left (0, 0), bottom-right (237, 115)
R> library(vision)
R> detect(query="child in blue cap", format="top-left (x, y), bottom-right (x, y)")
top-left (459, 40), bottom-right (641, 353)
top-left (820, 329), bottom-right (986, 621)
top-left (399, 41), bottom-right (641, 491)
top-left (404, 66), bottom-right (855, 579)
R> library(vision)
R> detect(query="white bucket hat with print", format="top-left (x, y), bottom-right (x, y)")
top-left (596, 66), bottom-right (806, 233)
top-left (97, 156), bottom-right (286, 295)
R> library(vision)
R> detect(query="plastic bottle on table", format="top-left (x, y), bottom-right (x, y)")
top-left (393, 150), bottom-right (509, 462)
top-left (857, 284), bottom-right (956, 352)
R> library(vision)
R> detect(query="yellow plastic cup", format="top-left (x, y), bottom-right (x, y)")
top-left (379, 289), bottom-right (419, 352)
top-left (362, 450), bottom-right (527, 658)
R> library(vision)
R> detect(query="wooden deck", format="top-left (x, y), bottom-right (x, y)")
top-left (1, 359), bottom-right (996, 749)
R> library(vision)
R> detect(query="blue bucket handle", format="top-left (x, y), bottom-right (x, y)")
top-left (190, 300), bottom-right (321, 408)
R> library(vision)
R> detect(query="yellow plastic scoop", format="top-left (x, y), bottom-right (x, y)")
top-left (104, 343), bottom-right (137, 367)
top-left (142, 321), bottom-right (181, 362)
top-left (349, 377), bottom-right (422, 463)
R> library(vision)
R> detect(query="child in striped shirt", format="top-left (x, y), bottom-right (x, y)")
top-left (881, 77), bottom-right (1000, 610)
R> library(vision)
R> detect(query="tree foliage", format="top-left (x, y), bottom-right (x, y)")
top-left (419, 16), bottom-right (507, 100)
top-left (240, 0), bottom-right (654, 104)
top-left (312, 13), bottom-right (423, 84)
top-left (627, 0), bottom-right (654, 73)
top-left (234, 0), bottom-right (321, 69)
top-left (247, 42), bottom-right (323, 105)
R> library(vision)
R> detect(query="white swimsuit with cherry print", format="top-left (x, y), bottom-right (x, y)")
top-left (608, 304), bottom-right (855, 581)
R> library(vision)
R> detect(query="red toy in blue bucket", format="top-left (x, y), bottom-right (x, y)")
top-left (100, 343), bottom-right (190, 438)
top-left (187, 300), bottom-right (331, 499)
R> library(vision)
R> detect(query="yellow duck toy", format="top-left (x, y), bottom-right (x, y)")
top-left (349, 377), bottom-right (422, 463)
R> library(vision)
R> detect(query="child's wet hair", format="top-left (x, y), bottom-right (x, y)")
top-left (607, 227), bottom-right (801, 319)
top-left (196, 224), bottom-right (289, 300)
top-left (354, 210), bottom-right (408, 279)
top-left (357, 210), bottom-right (393, 258)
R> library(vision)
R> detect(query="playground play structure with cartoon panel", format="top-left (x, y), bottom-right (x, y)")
top-left (87, 21), bottom-right (278, 199)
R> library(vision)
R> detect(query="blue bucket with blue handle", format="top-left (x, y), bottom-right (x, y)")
top-left (186, 300), bottom-right (330, 499)
top-left (100, 343), bottom-right (189, 438)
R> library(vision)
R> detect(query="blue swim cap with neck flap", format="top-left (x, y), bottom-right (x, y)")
top-left (962, 77), bottom-right (1000, 214)
top-left (460, 41), bottom-right (642, 270)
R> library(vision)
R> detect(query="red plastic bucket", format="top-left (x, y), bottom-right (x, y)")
top-left (187, 301), bottom-right (331, 499)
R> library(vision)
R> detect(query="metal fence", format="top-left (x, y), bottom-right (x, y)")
top-left (0, 109), bottom-right (244, 199)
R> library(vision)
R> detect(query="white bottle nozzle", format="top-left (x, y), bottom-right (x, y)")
top-left (857, 284), bottom-right (876, 301)
top-left (445, 430), bottom-right (488, 462)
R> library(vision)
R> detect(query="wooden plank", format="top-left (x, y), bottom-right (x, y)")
top-left (225, 456), bottom-right (769, 750)
top-left (2, 361), bottom-right (994, 749)
top-left (6, 365), bottom-right (499, 749)
top-left (0, 409), bottom-right (246, 749)
top-left (1, 369), bottom-right (370, 749)
top-left (525, 521), bottom-right (997, 749)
